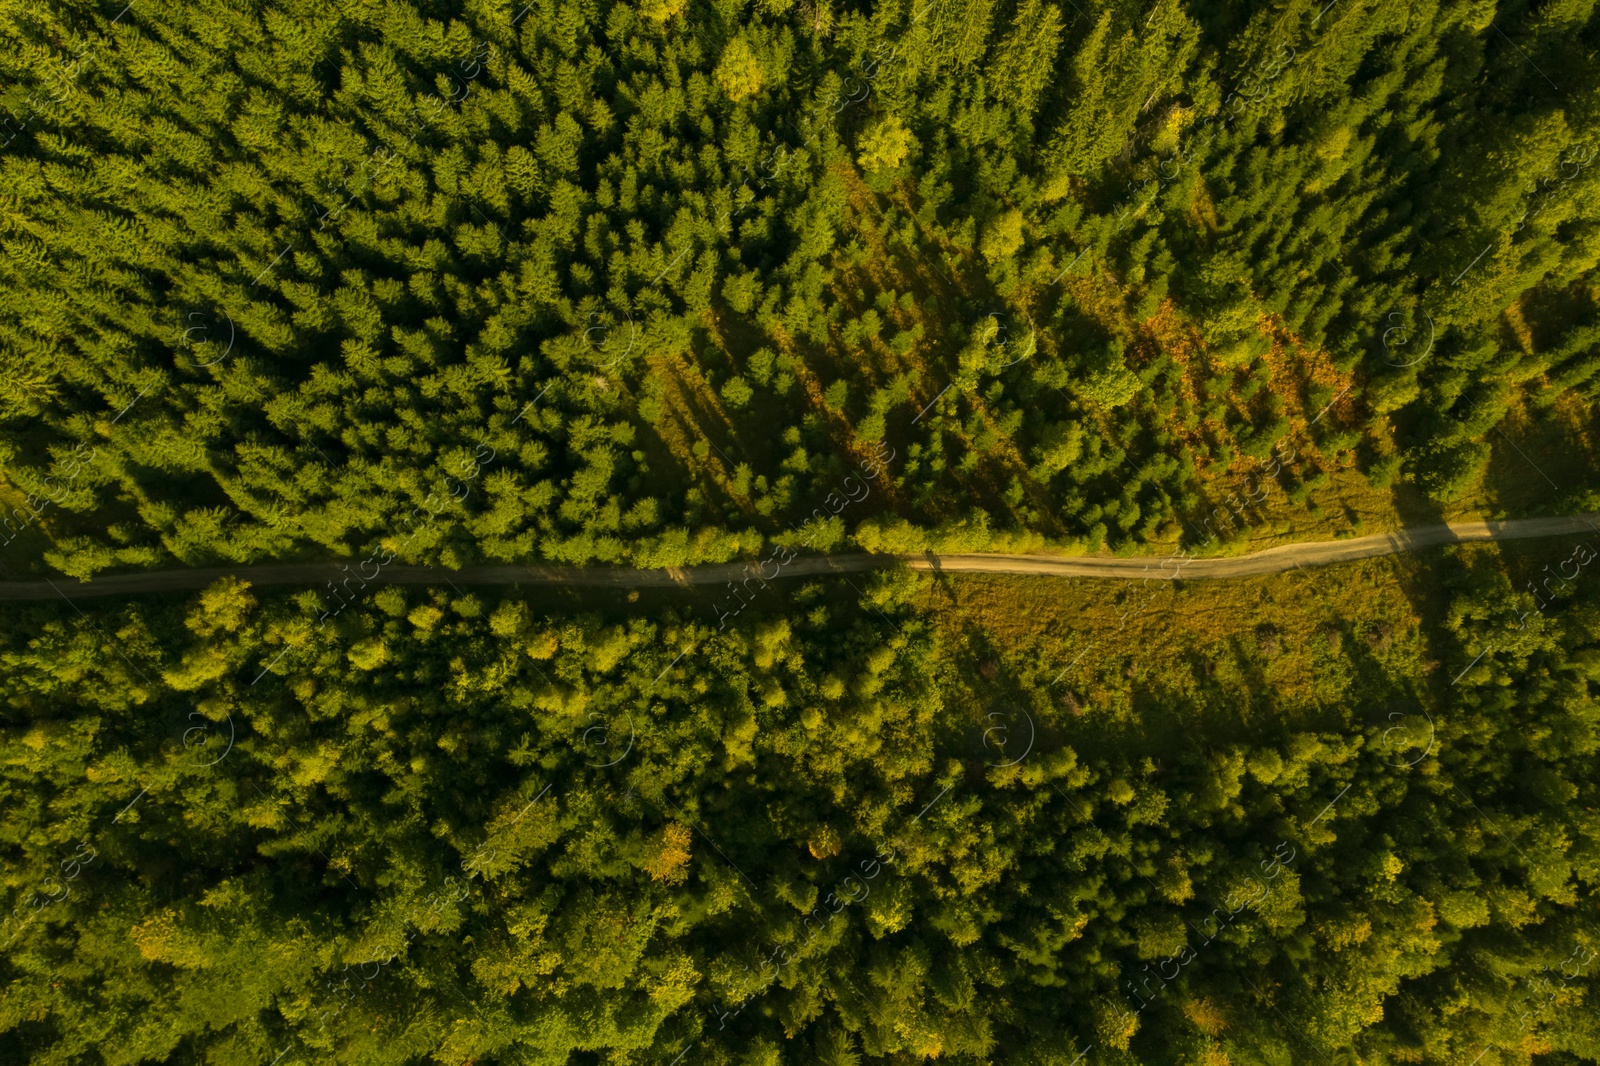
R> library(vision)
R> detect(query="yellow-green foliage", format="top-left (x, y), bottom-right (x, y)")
top-left (856, 116), bottom-right (913, 172)
top-left (714, 38), bottom-right (764, 100)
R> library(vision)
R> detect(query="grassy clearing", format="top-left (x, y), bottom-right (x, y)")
top-left (909, 552), bottom-right (1459, 776)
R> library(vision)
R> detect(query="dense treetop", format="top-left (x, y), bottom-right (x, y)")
top-left (1, 0), bottom-right (1596, 578)
top-left (3, 1), bottom-right (1600, 1063)
top-left (1, 547), bottom-right (1599, 1064)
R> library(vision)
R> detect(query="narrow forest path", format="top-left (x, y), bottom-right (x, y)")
top-left (3, 512), bottom-right (1597, 602)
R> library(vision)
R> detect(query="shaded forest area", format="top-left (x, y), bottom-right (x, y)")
top-left (0, 0), bottom-right (1597, 579)
top-left (1, 546), bottom-right (1599, 1064)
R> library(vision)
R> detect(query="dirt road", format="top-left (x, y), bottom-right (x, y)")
top-left (2, 512), bottom-right (1596, 602)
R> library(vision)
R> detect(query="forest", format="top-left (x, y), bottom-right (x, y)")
top-left (0, 547), bottom-right (1598, 1064)
top-left (2, 0), bottom-right (1600, 1062)
top-left (0, 0), bottom-right (1597, 577)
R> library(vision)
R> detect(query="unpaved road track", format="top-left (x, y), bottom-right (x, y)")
top-left (2, 513), bottom-right (1597, 602)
